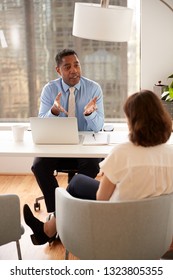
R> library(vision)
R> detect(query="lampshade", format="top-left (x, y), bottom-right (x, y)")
top-left (72, 3), bottom-right (133, 42)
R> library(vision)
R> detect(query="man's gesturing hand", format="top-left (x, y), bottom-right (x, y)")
top-left (51, 92), bottom-right (68, 116)
top-left (84, 96), bottom-right (98, 116)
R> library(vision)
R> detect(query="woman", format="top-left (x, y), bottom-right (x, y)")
top-left (24, 89), bottom-right (173, 250)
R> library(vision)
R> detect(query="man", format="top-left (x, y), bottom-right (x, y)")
top-left (32, 49), bottom-right (104, 213)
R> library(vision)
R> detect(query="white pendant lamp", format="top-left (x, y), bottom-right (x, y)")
top-left (72, 1), bottom-right (133, 42)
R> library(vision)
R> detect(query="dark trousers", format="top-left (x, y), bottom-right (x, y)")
top-left (31, 157), bottom-right (101, 212)
top-left (67, 174), bottom-right (100, 200)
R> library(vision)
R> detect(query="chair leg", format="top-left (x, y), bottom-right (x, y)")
top-left (16, 240), bottom-right (22, 260)
top-left (34, 195), bottom-right (44, 211)
top-left (65, 249), bottom-right (69, 260)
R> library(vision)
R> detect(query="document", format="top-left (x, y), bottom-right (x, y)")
top-left (83, 133), bottom-right (109, 145)
top-left (82, 131), bottom-right (129, 145)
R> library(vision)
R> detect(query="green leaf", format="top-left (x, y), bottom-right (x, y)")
top-left (168, 74), bottom-right (173, 79)
top-left (169, 87), bottom-right (173, 98)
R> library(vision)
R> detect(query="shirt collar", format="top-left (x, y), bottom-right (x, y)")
top-left (62, 80), bottom-right (81, 92)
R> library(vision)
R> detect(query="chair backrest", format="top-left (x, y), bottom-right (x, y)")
top-left (0, 194), bottom-right (23, 246)
top-left (55, 188), bottom-right (173, 260)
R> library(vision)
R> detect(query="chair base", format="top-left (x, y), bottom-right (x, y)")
top-left (34, 195), bottom-right (44, 211)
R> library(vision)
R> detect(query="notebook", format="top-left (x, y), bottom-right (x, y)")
top-left (30, 117), bottom-right (79, 144)
top-left (82, 131), bottom-right (129, 145)
top-left (83, 133), bottom-right (109, 145)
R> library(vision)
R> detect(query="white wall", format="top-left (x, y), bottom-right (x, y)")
top-left (1, 0), bottom-right (173, 174)
top-left (141, 0), bottom-right (173, 88)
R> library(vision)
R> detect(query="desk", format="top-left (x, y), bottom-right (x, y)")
top-left (0, 124), bottom-right (129, 173)
top-left (1, 127), bottom-right (173, 158)
top-left (1, 128), bottom-right (173, 174)
top-left (0, 130), bottom-right (117, 158)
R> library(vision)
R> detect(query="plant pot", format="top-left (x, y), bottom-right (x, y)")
top-left (162, 100), bottom-right (173, 119)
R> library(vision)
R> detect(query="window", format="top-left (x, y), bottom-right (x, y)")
top-left (0, 0), bottom-right (140, 122)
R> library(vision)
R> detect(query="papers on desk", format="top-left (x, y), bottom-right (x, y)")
top-left (83, 133), bottom-right (108, 145)
top-left (82, 132), bottom-right (129, 145)
top-left (82, 131), bottom-right (173, 146)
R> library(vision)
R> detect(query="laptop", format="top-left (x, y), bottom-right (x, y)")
top-left (30, 117), bottom-right (79, 144)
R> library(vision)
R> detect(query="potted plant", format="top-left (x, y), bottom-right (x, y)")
top-left (161, 74), bottom-right (173, 118)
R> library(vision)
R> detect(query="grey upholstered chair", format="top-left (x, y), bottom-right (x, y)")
top-left (55, 188), bottom-right (173, 260)
top-left (0, 194), bottom-right (24, 260)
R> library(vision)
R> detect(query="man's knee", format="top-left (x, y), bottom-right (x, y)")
top-left (78, 158), bottom-right (101, 178)
top-left (31, 158), bottom-right (39, 174)
top-left (87, 159), bottom-right (100, 177)
top-left (31, 162), bottom-right (36, 174)
top-left (31, 158), bottom-right (46, 175)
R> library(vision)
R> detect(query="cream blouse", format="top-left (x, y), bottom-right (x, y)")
top-left (99, 141), bottom-right (173, 202)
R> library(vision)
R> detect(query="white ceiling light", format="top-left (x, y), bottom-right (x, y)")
top-left (72, 1), bottom-right (133, 42)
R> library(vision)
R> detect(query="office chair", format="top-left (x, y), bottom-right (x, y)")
top-left (34, 169), bottom-right (78, 211)
top-left (0, 194), bottom-right (25, 260)
top-left (56, 188), bottom-right (173, 260)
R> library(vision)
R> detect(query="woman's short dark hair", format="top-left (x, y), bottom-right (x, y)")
top-left (55, 49), bottom-right (78, 67)
top-left (123, 89), bottom-right (172, 147)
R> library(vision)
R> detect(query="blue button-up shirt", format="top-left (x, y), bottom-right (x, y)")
top-left (39, 76), bottom-right (104, 132)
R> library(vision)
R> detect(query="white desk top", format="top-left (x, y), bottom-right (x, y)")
top-left (1, 127), bottom-right (172, 158)
top-left (0, 130), bottom-right (119, 158)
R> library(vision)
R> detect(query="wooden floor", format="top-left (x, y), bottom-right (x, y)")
top-left (0, 174), bottom-right (80, 260)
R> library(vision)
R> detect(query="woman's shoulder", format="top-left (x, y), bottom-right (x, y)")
top-left (160, 143), bottom-right (173, 155)
top-left (111, 141), bottom-right (134, 152)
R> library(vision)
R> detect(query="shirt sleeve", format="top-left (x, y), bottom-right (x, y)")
top-left (38, 84), bottom-right (55, 117)
top-left (84, 84), bottom-right (104, 132)
top-left (99, 145), bottom-right (126, 184)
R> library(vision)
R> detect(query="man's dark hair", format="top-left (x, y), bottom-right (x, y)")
top-left (55, 49), bottom-right (78, 66)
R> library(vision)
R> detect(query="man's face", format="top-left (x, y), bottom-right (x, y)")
top-left (56, 54), bottom-right (81, 86)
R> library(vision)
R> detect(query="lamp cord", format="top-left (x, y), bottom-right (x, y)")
top-left (160, 0), bottom-right (173, 12)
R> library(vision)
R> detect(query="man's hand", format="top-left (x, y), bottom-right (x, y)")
top-left (51, 92), bottom-right (68, 116)
top-left (83, 96), bottom-right (98, 116)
